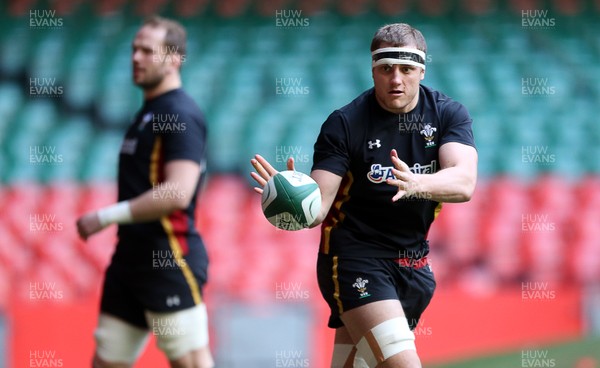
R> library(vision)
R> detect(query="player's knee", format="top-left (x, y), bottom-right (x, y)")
top-left (94, 314), bottom-right (148, 366)
top-left (147, 304), bottom-right (210, 362)
top-left (355, 317), bottom-right (417, 368)
top-left (168, 348), bottom-right (214, 368)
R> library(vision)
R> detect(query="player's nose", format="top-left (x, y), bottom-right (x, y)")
top-left (132, 49), bottom-right (142, 63)
top-left (390, 67), bottom-right (403, 86)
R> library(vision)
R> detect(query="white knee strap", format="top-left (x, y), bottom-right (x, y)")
top-left (355, 317), bottom-right (416, 367)
top-left (95, 314), bottom-right (150, 364)
top-left (145, 303), bottom-right (210, 360)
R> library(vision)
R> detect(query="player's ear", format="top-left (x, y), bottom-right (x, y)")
top-left (420, 68), bottom-right (425, 81)
top-left (171, 52), bottom-right (183, 70)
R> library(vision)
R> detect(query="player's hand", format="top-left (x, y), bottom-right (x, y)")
top-left (76, 212), bottom-right (105, 240)
top-left (250, 154), bottom-right (295, 195)
top-left (386, 149), bottom-right (420, 202)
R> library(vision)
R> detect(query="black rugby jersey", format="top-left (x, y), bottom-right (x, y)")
top-left (114, 88), bottom-right (207, 264)
top-left (312, 85), bottom-right (475, 258)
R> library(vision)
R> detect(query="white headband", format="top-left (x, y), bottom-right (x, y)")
top-left (371, 47), bottom-right (426, 70)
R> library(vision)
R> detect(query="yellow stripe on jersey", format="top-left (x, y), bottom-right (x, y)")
top-left (161, 217), bottom-right (202, 305)
top-left (332, 255), bottom-right (344, 315)
top-left (151, 136), bottom-right (201, 305)
top-left (433, 202), bottom-right (443, 219)
top-left (321, 172), bottom-right (353, 254)
top-left (149, 136), bottom-right (162, 185)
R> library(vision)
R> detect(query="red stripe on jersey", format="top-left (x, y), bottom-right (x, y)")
top-left (167, 210), bottom-right (190, 255)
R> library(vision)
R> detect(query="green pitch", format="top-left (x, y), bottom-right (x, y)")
top-left (428, 337), bottom-right (600, 368)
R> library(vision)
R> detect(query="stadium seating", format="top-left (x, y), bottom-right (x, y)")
top-left (0, 0), bottom-right (598, 301)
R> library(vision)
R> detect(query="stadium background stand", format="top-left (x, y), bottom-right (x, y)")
top-left (0, 0), bottom-right (599, 367)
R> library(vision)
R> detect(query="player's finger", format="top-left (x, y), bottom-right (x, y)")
top-left (250, 171), bottom-right (267, 187)
top-left (386, 177), bottom-right (405, 189)
top-left (250, 158), bottom-right (270, 181)
top-left (391, 191), bottom-right (405, 202)
top-left (391, 155), bottom-right (411, 172)
top-left (386, 180), bottom-right (406, 202)
top-left (391, 168), bottom-right (411, 182)
top-left (386, 179), bottom-right (406, 202)
top-left (390, 149), bottom-right (399, 159)
top-left (253, 187), bottom-right (264, 195)
top-left (286, 157), bottom-right (295, 171)
top-left (254, 154), bottom-right (278, 177)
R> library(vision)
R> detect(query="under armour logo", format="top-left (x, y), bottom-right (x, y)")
top-left (368, 139), bottom-right (381, 149)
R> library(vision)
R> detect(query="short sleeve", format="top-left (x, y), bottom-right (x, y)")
top-left (311, 110), bottom-right (351, 176)
top-left (439, 102), bottom-right (476, 149)
top-left (161, 111), bottom-right (207, 164)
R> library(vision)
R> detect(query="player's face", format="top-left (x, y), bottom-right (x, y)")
top-left (131, 26), bottom-right (171, 89)
top-left (372, 46), bottom-right (425, 114)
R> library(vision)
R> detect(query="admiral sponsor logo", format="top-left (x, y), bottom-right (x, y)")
top-left (367, 160), bottom-right (437, 183)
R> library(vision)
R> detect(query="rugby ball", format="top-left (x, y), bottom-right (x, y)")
top-left (261, 170), bottom-right (321, 231)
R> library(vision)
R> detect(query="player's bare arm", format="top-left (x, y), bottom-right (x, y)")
top-left (129, 159), bottom-right (201, 220)
top-left (387, 142), bottom-right (478, 203)
top-left (76, 159), bottom-right (201, 239)
top-left (308, 169), bottom-right (342, 227)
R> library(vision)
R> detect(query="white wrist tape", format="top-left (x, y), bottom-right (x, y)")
top-left (97, 201), bottom-right (133, 227)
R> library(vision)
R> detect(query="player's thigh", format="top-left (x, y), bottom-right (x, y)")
top-left (94, 313), bottom-right (150, 366)
top-left (340, 299), bottom-right (405, 343)
top-left (341, 301), bottom-right (420, 368)
top-left (335, 326), bottom-right (353, 344)
top-left (145, 303), bottom-right (211, 362)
